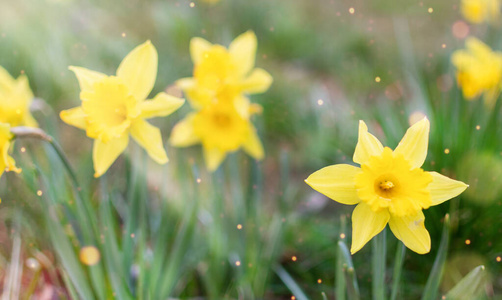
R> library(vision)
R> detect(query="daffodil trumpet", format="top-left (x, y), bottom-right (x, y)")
top-left (305, 118), bottom-right (468, 254)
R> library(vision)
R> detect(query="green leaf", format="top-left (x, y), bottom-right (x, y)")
top-left (445, 265), bottom-right (487, 300)
top-left (338, 241), bottom-right (360, 300)
top-left (273, 264), bottom-right (309, 300)
top-left (421, 214), bottom-right (450, 300)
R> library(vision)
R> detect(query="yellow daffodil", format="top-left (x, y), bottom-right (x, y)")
top-left (461, 0), bottom-right (500, 24)
top-left (305, 118), bottom-right (468, 254)
top-left (452, 37), bottom-right (502, 107)
top-left (60, 41), bottom-right (185, 177)
top-left (176, 31), bottom-right (273, 110)
top-left (0, 123), bottom-right (21, 178)
top-left (170, 99), bottom-right (263, 171)
top-left (0, 66), bottom-right (37, 127)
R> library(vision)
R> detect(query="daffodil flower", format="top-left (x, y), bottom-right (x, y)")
top-left (452, 37), bottom-right (502, 107)
top-left (60, 41), bottom-right (185, 177)
top-left (176, 31), bottom-right (273, 110)
top-left (0, 123), bottom-right (21, 178)
top-left (0, 66), bottom-right (37, 127)
top-left (461, 0), bottom-right (500, 24)
top-left (305, 118), bottom-right (468, 254)
top-left (170, 100), bottom-right (263, 171)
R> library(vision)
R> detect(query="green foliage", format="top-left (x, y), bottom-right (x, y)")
top-left (0, 0), bottom-right (501, 298)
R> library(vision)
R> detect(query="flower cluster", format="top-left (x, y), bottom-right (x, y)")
top-left (171, 31), bottom-right (273, 171)
top-left (0, 66), bottom-right (37, 183)
top-left (452, 37), bottom-right (502, 107)
top-left (60, 41), bottom-right (185, 177)
top-left (306, 119), bottom-right (468, 254)
top-left (454, 0), bottom-right (502, 107)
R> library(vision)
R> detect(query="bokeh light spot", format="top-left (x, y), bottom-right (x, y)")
top-left (80, 246), bottom-right (100, 266)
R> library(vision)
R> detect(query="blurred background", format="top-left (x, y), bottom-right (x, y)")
top-left (0, 0), bottom-right (501, 298)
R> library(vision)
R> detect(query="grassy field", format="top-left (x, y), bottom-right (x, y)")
top-left (0, 0), bottom-right (501, 298)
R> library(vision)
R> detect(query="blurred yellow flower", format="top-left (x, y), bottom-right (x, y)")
top-left (461, 0), bottom-right (500, 24)
top-left (170, 100), bottom-right (263, 171)
top-left (0, 123), bottom-right (21, 180)
top-left (0, 66), bottom-right (37, 127)
top-left (60, 41), bottom-right (185, 177)
top-left (305, 118), bottom-right (468, 254)
top-left (177, 31), bottom-right (272, 110)
top-left (452, 37), bottom-right (502, 107)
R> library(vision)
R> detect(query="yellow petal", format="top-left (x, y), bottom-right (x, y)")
top-left (305, 164), bottom-right (362, 205)
top-left (243, 128), bottom-right (264, 160)
top-left (93, 135), bottom-right (129, 177)
top-left (116, 40), bottom-right (158, 101)
top-left (466, 37), bottom-right (491, 57)
top-left (69, 66), bottom-right (106, 93)
top-left (229, 31), bottom-right (257, 76)
top-left (0, 124), bottom-right (19, 175)
top-left (428, 172), bottom-right (468, 206)
top-left (176, 77), bottom-right (196, 90)
top-left (240, 68), bottom-right (273, 94)
top-left (23, 113), bottom-right (38, 128)
top-left (190, 37), bottom-right (213, 65)
top-left (394, 117), bottom-right (429, 169)
top-left (353, 120), bottom-right (384, 165)
top-left (169, 114), bottom-right (200, 147)
top-left (204, 147), bottom-right (226, 171)
top-left (451, 50), bottom-right (473, 69)
top-left (0, 66), bottom-right (16, 88)
top-left (6, 155), bottom-right (21, 173)
top-left (60, 107), bottom-right (87, 130)
top-left (388, 210), bottom-right (431, 254)
top-left (139, 92), bottom-right (185, 119)
top-left (233, 96), bottom-right (252, 118)
top-left (351, 203), bottom-right (389, 254)
top-left (130, 119), bottom-right (167, 164)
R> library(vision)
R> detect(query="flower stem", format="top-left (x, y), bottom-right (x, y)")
top-left (11, 126), bottom-right (99, 241)
top-left (372, 228), bottom-right (386, 300)
top-left (390, 243), bottom-right (406, 300)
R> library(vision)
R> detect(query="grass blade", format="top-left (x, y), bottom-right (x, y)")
top-left (421, 214), bottom-right (450, 300)
top-left (390, 243), bottom-right (406, 300)
top-left (338, 241), bottom-right (360, 300)
top-left (273, 264), bottom-right (309, 300)
top-left (372, 229), bottom-right (386, 300)
top-left (445, 265), bottom-right (487, 300)
top-left (336, 216), bottom-right (347, 300)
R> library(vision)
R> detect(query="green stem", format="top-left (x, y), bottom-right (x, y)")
top-left (481, 94), bottom-right (502, 150)
top-left (390, 243), bottom-right (406, 300)
top-left (46, 138), bottom-right (100, 241)
top-left (421, 214), bottom-right (451, 300)
top-left (336, 216), bottom-right (347, 300)
top-left (11, 127), bottom-right (99, 242)
top-left (372, 229), bottom-right (386, 300)
top-left (337, 241), bottom-right (360, 300)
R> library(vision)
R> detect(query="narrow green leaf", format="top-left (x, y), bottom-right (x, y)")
top-left (338, 241), bottom-right (360, 300)
top-left (421, 214), bottom-right (450, 300)
top-left (321, 292), bottom-right (328, 300)
top-left (372, 228), bottom-right (386, 300)
top-left (273, 264), bottom-right (309, 300)
top-left (445, 265), bottom-right (487, 300)
top-left (336, 216), bottom-right (347, 300)
top-left (390, 243), bottom-right (406, 300)
top-left (46, 212), bottom-right (94, 299)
